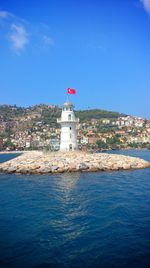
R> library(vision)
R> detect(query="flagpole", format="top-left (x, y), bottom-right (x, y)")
top-left (66, 88), bottom-right (69, 102)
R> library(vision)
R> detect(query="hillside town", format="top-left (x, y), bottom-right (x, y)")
top-left (0, 104), bottom-right (150, 151)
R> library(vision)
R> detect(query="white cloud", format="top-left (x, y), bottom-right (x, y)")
top-left (0, 9), bottom-right (54, 54)
top-left (0, 10), bottom-right (29, 54)
top-left (9, 23), bottom-right (29, 53)
top-left (43, 35), bottom-right (54, 46)
top-left (0, 10), bottom-right (14, 20)
top-left (0, 11), bottom-right (10, 19)
top-left (140, 0), bottom-right (150, 15)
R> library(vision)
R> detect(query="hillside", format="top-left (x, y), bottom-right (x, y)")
top-left (0, 104), bottom-right (149, 151)
top-left (0, 104), bottom-right (124, 125)
top-left (75, 109), bottom-right (124, 121)
top-left (0, 104), bottom-right (126, 144)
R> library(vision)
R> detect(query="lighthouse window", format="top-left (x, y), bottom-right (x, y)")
top-left (69, 144), bottom-right (72, 151)
top-left (70, 127), bottom-right (72, 130)
top-left (68, 114), bottom-right (71, 120)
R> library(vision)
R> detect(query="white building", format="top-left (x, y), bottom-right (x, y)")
top-left (80, 136), bottom-right (89, 145)
top-left (57, 102), bottom-right (79, 151)
top-left (50, 137), bottom-right (60, 151)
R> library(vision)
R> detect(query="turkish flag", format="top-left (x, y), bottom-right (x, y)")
top-left (67, 88), bottom-right (76, 94)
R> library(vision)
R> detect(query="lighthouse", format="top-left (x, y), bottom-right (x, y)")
top-left (57, 101), bottom-right (79, 151)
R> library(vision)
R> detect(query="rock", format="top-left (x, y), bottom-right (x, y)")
top-left (89, 166), bottom-right (99, 172)
top-left (57, 163), bottom-right (64, 168)
top-left (78, 163), bottom-right (89, 171)
top-left (7, 166), bottom-right (17, 173)
top-left (57, 167), bottom-right (64, 173)
top-left (37, 167), bottom-right (52, 174)
top-left (0, 151), bottom-right (149, 174)
top-left (68, 164), bottom-right (76, 172)
top-left (122, 164), bottom-right (131, 170)
top-left (16, 168), bottom-right (28, 174)
top-left (130, 163), bottom-right (138, 168)
top-left (110, 164), bottom-right (119, 171)
top-left (51, 165), bottom-right (58, 173)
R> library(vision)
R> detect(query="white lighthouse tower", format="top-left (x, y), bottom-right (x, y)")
top-left (57, 102), bottom-right (79, 151)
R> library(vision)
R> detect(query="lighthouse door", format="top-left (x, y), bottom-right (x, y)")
top-left (69, 144), bottom-right (72, 151)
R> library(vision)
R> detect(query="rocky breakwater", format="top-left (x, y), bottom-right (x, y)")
top-left (0, 151), bottom-right (150, 174)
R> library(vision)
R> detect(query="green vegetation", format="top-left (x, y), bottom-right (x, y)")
top-left (96, 125), bottom-right (118, 133)
top-left (0, 105), bottom-right (25, 120)
top-left (75, 109), bottom-right (124, 122)
top-left (128, 142), bottom-right (150, 149)
top-left (3, 139), bottom-right (15, 149)
top-left (96, 135), bottom-right (124, 149)
top-left (41, 108), bottom-right (61, 126)
top-left (0, 105), bottom-right (124, 133)
top-left (1, 104), bottom-right (148, 151)
top-left (106, 135), bottom-right (121, 145)
top-left (96, 140), bottom-right (108, 149)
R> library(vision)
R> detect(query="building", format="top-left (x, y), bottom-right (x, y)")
top-left (0, 138), bottom-right (3, 150)
top-left (50, 137), bottom-right (60, 151)
top-left (25, 138), bottom-right (31, 148)
top-left (57, 102), bottom-right (79, 151)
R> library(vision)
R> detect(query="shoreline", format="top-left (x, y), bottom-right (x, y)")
top-left (0, 151), bottom-right (149, 175)
top-left (0, 151), bottom-right (24, 154)
top-left (0, 147), bottom-right (149, 155)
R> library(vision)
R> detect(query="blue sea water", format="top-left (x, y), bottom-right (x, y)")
top-left (0, 150), bottom-right (150, 268)
top-left (0, 153), bottom-right (21, 164)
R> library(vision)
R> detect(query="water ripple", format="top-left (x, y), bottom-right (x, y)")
top-left (0, 150), bottom-right (150, 267)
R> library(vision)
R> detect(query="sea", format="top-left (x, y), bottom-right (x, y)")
top-left (0, 150), bottom-right (150, 268)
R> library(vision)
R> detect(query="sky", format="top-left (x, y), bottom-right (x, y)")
top-left (0, 0), bottom-right (150, 118)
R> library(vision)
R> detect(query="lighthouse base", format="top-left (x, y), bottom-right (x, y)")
top-left (60, 143), bottom-right (78, 152)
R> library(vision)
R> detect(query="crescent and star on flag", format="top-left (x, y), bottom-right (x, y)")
top-left (66, 88), bottom-right (76, 102)
top-left (67, 88), bottom-right (76, 94)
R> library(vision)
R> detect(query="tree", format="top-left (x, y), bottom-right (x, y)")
top-left (96, 140), bottom-right (108, 149)
top-left (3, 139), bottom-right (15, 149)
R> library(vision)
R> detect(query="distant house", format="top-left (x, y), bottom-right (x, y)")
top-left (115, 130), bottom-right (126, 135)
top-left (88, 137), bottom-right (99, 144)
top-left (102, 119), bottom-right (110, 124)
top-left (0, 138), bottom-right (4, 150)
top-left (25, 138), bottom-right (31, 148)
top-left (80, 136), bottom-right (89, 145)
top-left (50, 137), bottom-right (60, 151)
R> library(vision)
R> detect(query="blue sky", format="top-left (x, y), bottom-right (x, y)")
top-left (0, 0), bottom-right (150, 118)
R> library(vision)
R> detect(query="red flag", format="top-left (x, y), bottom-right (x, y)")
top-left (67, 88), bottom-right (76, 94)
